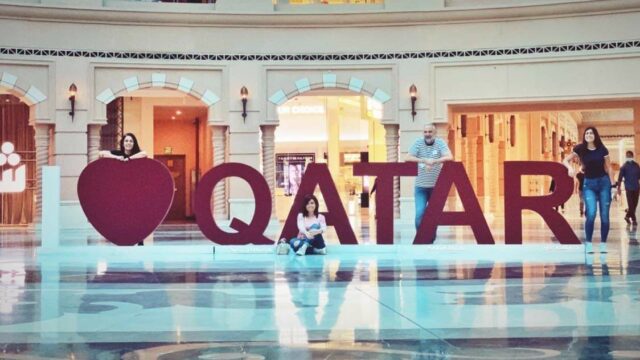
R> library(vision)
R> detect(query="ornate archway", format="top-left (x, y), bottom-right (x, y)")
top-left (93, 72), bottom-right (227, 220)
top-left (0, 71), bottom-right (50, 224)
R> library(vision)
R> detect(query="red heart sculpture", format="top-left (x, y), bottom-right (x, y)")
top-left (77, 158), bottom-right (174, 246)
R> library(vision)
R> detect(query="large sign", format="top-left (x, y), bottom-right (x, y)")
top-left (78, 159), bottom-right (579, 246)
top-left (78, 159), bottom-right (174, 246)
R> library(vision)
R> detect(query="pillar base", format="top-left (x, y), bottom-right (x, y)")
top-left (398, 197), bottom-right (415, 226)
top-left (60, 201), bottom-right (92, 229)
top-left (265, 218), bottom-right (282, 240)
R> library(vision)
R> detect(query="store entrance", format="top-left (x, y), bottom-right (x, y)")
top-left (0, 94), bottom-right (35, 226)
top-left (101, 90), bottom-right (212, 223)
top-left (450, 101), bottom-right (636, 217)
top-left (273, 93), bottom-right (386, 231)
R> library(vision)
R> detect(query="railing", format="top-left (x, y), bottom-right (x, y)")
top-left (278, 0), bottom-right (383, 4)
top-left (124, 0), bottom-right (216, 2)
top-left (0, 0), bottom-right (617, 17)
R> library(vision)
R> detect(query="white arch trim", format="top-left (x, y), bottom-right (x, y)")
top-left (123, 76), bottom-right (139, 92)
top-left (269, 75), bottom-right (391, 106)
top-left (0, 72), bottom-right (47, 106)
top-left (95, 72), bottom-right (220, 106)
top-left (152, 73), bottom-right (166, 87)
top-left (1, 72), bottom-right (17, 89)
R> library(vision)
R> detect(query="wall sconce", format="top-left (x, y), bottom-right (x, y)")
top-left (240, 86), bottom-right (248, 122)
top-left (68, 83), bottom-right (77, 121)
top-left (409, 84), bottom-right (417, 121)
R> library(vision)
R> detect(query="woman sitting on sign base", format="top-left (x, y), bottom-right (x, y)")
top-left (278, 194), bottom-right (327, 256)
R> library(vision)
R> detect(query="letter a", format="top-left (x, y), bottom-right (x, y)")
top-left (353, 162), bottom-right (416, 244)
top-left (414, 162), bottom-right (494, 244)
top-left (504, 161), bottom-right (579, 244)
top-left (280, 163), bottom-right (357, 244)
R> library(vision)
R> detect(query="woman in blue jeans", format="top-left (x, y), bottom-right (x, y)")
top-left (563, 127), bottom-right (614, 254)
top-left (287, 194), bottom-right (327, 256)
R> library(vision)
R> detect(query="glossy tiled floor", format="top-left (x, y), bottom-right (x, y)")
top-left (0, 199), bottom-right (638, 359)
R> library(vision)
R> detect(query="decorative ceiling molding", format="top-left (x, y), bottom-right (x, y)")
top-left (2, 39), bottom-right (638, 62)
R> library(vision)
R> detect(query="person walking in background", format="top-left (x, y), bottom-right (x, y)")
top-left (562, 127), bottom-right (614, 254)
top-left (617, 150), bottom-right (640, 225)
top-left (550, 179), bottom-right (565, 213)
top-left (576, 169), bottom-right (585, 217)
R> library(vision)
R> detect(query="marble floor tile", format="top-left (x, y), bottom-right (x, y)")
top-left (0, 200), bottom-right (638, 358)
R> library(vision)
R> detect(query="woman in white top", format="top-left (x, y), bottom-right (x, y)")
top-left (288, 194), bottom-right (327, 256)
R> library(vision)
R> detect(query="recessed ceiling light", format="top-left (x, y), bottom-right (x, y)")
top-left (171, 116), bottom-right (176, 120)
top-left (176, 110), bottom-right (182, 115)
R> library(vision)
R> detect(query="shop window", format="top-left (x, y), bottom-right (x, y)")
top-left (101, 97), bottom-right (123, 151)
top-left (0, 94), bottom-right (35, 225)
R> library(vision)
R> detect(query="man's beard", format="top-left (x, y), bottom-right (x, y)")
top-left (424, 137), bottom-right (435, 145)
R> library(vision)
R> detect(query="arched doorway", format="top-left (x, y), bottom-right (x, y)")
top-left (273, 90), bottom-right (386, 238)
top-left (0, 94), bottom-right (35, 225)
top-left (99, 89), bottom-right (213, 223)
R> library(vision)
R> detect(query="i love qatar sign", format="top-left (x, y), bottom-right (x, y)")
top-left (78, 159), bottom-right (580, 246)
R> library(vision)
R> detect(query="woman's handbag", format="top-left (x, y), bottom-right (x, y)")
top-left (276, 238), bottom-right (290, 255)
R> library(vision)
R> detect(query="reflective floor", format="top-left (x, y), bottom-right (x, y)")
top-left (0, 200), bottom-right (639, 359)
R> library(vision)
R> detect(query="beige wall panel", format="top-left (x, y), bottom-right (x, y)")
top-left (432, 56), bottom-right (640, 121)
top-left (54, 109), bottom-right (87, 132)
top-left (93, 66), bottom-right (223, 122)
top-left (229, 133), bottom-right (261, 155)
top-left (228, 62), bottom-right (261, 118)
top-left (56, 154), bottom-right (87, 177)
top-left (60, 176), bottom-right (79, 201)
top-left (265, 67), bottom-right (395, 122)
top-left (54, 132), bottom-right (87, 155)
top-left (227, 153), bottom-right (261, 198)
top-left (0, 61), bottom-right (51, 121)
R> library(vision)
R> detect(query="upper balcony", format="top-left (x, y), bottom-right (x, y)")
top-left (0, 0), bottom-right (636, 26)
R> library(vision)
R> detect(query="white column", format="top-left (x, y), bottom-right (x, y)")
top-left (326, 98), bottom-right (341, 177)
top-left (261, 125), bottom-right (277, 219)
top-left (211, 125), bottom-right (228, 220)
top-left (384, 124), bottom-right (400, 218)
top-left (87, 124), bottom-right (102, 163)
top-left (41, 166), bottom-right (60, 248)
top-left (33, 124), bottom-right (51, 224)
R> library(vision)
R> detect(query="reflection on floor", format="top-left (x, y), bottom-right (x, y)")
top-left (0, 200), bottom-right (638, 359)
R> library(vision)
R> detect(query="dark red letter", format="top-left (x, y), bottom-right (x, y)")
top-left (194, 163), bottom-right (272, 245)
top-left (414, 162), bottom-right (495, 244)
top-left (353, 162), bottom-right (417, 244)
top-left (504, 161), bottom-right (579, 244)
top-left (279, 163), bottom-right (357, 244)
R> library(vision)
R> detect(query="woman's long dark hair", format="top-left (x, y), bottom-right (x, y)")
top-left (577, 126), bottom-right (605, 156)
top-left (300, 194), bottom-right (320, 218)
top-left (120, 132), bottom-right (141, 155)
